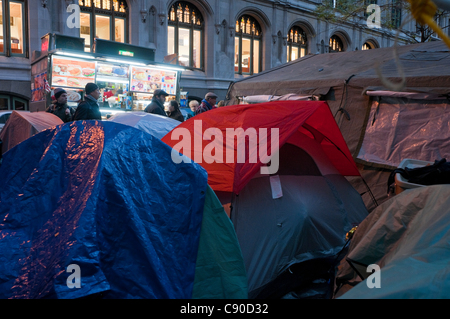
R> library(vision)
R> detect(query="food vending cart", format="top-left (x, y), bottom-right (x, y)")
top-left (31, 34), bottom-right (183, 119)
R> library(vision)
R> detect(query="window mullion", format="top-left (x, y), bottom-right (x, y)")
top-left (199, 30), bottom-right (205, 69)
top-left (175, 21), bottom-right (179, 59)
top-left (250, 36), bottom-right (254, 75)
top-left (24, 0), bottom-right (28, 57)
top-left (288, 44), bottom-right (291, 62)
top-left (189, 8), bottom-right (193, 69)
top-left (258, 36), bottom-right (261, 73)
top-left (4, 0), bottom-right (11, 56)
top-left (189, 27), bottom-right (194, 68)
top-left (124, 10), bottom-right (128, 43)
top-left (239, 35), bottom-right (242, 74)
top-left (111, 10), bottom-right (115, 41)
top-left (0, 1), bottom-right (5, 55)
top-left (91, 7), bottom-right (96, 52)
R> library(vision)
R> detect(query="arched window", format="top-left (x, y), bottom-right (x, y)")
top-left (168, 1), bottom-right (204, 69)
top-left (287, 26), bottom-right (308, 62)
top-left (362, 43), bottom-right (371, 50)
top-left (0, 0), bottom-right (28, 57)
top-left (78, 0), bottom-right (128, 52)
top-left (235, 14), bottom-right (262, 75)
top-left (329, 35), bottom-right (344, 53)
top-left (363, 39), bottom-right (378, 50)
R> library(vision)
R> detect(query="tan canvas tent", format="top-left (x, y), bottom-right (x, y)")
top-left (226, 41), bottom-right (450, 211)
top-left (334, 185), bottom-right (450, 299)
top-left (0, 111), bottom-right (63, 154)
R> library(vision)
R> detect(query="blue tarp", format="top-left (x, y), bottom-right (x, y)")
top-left (108, 112), bottom-right (248, 299)
top-left (108, 112), bottom-right (180, 140)
top-left (0, 120), bottom-right (208, 299)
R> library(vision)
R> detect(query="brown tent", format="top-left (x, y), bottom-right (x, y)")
top-left (0, 111), bottom-right (63, 154)
top-left (225, 41), bottom-right (450, 211)
top-left (334, 185), bottom-right (450, 299)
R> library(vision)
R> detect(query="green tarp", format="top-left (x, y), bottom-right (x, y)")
top-left (193, 186), bottom-right (248, 299)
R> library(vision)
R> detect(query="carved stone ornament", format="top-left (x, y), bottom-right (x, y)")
top-left (141, 9), bottom-right (148, 23)
top-left (215, 24), bottom-right (222, 35)
top-left (158, 13), bottom-right (166, 25)
top-left (41, 0), bottom-right (48, 8)
top-left (229, 26), bottom-right (235, 38)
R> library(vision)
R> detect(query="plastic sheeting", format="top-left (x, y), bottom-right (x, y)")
top-left (357, 97), bottom-right (450, 168)
top-left (242, 94), bottom-right (312, 104)
top-left (108, 112), bottom-right (180, 140)
top-left (336, 185), bottom-right (450, 299)
top-left (0, 121), bottom-right (208, 299)
top-left (365, 90), bottom-right (447, 100)
top-left (0, 111), bottom-right (63, 154)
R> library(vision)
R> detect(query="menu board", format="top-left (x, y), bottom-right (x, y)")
top-left (51, 56), bottom-right (96, 89)
top-left (96, 62), bottom-right (130, 81)
top-left (130, 66), bottom-right (177, 95)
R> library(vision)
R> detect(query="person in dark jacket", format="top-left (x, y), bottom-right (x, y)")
top-left (195, 92), bottom-right (218, 115)
top-left (46, 88), bottom-right (74, 123)
top-left (145, 89), bottom-right (168, 116)
top-left (166, 100), bottom-right (185, 122)
top-left (74, 83), bottom-right (102, 121)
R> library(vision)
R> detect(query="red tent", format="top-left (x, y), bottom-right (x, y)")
top-left (162, 100), bottom-right (360, 194)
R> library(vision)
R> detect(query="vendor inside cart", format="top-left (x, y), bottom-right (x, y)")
top-left (99, 83), bottom-right (125, 108)
top-left (105, 89), bottom-right (123, 107)
top-left (103, 88), bottom-right (117, 100)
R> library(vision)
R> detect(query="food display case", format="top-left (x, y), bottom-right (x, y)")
top-left (30, 36), bottom-right (184, 118)
top-left (96, 62), bottom-right (131, 110)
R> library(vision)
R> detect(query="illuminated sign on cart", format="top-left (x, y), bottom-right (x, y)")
top-left (51, 56), bottom-right (96, 89)
top-left (130, 66), bottom-right (177, 95)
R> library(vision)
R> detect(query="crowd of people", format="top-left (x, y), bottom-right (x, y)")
top-left (145, 90), bottom-right (224, 122)
top-left (46, 82), bottom-right (225, 123)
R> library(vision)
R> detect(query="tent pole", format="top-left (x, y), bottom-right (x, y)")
top-left (361, 177), bottom-right (379, 209)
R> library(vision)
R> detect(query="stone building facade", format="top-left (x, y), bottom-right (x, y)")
top-left (0, 0), bottom-right (447, 109)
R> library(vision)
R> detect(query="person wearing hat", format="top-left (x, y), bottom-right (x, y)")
top-left (196, 92), bottom-right (218, 115)
top-left (144, 89), bottom-right (169, 116)
top-left (74, 83), bottom-right (102, 121)
top-left (46, 88), bottom-right (74, 123)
